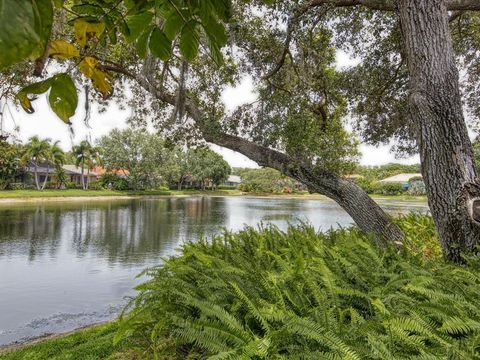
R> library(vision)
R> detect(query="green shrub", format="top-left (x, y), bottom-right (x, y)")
top-left (217, 184), bottom-right (237, 190)
top-left (408, 180), bottom-right (427, 196)
top-left (117, 217), bottom-right (480, 359)
top-left (355, 178), bottom-right (375, 193)
top-left (397, 213), bottom-right (441, 260)
top-left (239, 168), bottom-right (295, 193)
top-left (44, 181), bottom-right (56, 189)
top-left (371, 181), bottom-right (406, 195)
top-left (99, 173), bottom-right (130, 191)
top-left (7, 182), bottom-right (25, 190)
top-left (65, 181), bottom-right (77, 189)
top-left (88, 181), bottom-right (103, 190)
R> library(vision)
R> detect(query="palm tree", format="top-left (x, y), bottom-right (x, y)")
top-left (41, 141), bottom-right (65, 190)
top-left (86, 145), bottom-right (102, 189)
top-left (22, 136), bottom-right (51, 190)
top-left (72, 140), bottom-right (92, 190)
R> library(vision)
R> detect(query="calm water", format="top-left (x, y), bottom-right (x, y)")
top-left (0, 196), bottom-right (428, 346)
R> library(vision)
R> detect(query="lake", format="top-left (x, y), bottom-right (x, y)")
top-left (0, 196), bottom-right (428, 346)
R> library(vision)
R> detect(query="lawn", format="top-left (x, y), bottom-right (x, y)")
top-left (0, 189), bottom-right (427, 202)
top-left (0, 189), bottom-right (174, 199)
top-left (0, 323), bottom-right (127, 360)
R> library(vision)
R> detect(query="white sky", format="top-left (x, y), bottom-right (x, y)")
top-left (1, 50), bottom-right (419, 168)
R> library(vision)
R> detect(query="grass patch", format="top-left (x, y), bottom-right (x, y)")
top-left (0, 189), bottom-right (428, 201)
top-left (0, 323), bottom-right (127, 360)
top-left (0, 189), bottom-right (173, 199)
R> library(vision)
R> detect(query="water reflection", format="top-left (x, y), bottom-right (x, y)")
top-left (0, 198), bottom-right (230, 265)
top-left (0, 196), bottom-right (427, 346)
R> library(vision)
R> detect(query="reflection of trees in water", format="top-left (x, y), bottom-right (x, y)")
top-left (0, 198), bottom-right (227, 265)
top-left (0, 205), bottom-right (63, 260)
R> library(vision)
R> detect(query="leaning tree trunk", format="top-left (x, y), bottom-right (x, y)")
top-left (204, 132), bottom-right (404, 246)
top-left (80, 161), bottom-right (85, 190)
top-left (86, 168), bottom-right (90, 190)
top-left (132, 62), bottom-right (404, 245)
top-left (41, 164), bottom-right (49, 190)
top-left (397, 0), bottom-right (480, 262)
top-left (33, 163), bottom-right (40, 190)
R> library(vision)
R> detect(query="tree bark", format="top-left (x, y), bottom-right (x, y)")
top-left (396, 0), bottom-right (480, 262)
top-left (81, 160), bottom-right (85, 190)
top-left (86, 168), bottom-right (90, 190)
top-left (41, 164), bottom-right (49, 190)
top-left (33, 162), bottom-right (40, 190)
top-left (309, 0), bottom-right (480, 11)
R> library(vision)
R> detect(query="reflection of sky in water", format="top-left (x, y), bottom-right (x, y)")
top-left (0, 196), bottom-right (428, 346)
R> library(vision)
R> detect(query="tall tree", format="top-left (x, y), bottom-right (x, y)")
top-left (5, 0), bottom-right (480, 258)
top-left (191, 149), bottom-right (231, 190)
top-left (72, 140), bottom-right (92, 190)
top-left (296, 0), bottom-right (480, 261)
top-left (22, 136), bottom-right (51, 190)
top-left (97, 129), bottom-right (170, 190)
top-left (41, 140), bottom-right (64, 190)
top-left (0, 138), bottom-right (20, 189)
top-left (0, 0), bottom-right (403, 245)
top-left (395, 0), bottom-right (480, 261)
top-left (85, 145), bottom-right (102, 189)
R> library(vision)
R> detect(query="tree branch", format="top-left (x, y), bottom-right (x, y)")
top-left (104, 65), bottom-right (404, 243)
top-left (308, 0), bottom-right (480, 11)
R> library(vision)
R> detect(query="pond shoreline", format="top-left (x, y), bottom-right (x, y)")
top-left (0, 191), bottom-right (427, 204)
top-left (0, 321), bottom-right (109, 354)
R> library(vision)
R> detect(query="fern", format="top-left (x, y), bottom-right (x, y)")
top-left (118, 216), bottom-right (480, 359)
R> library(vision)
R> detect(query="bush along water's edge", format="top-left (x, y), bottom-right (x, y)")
top-left (116, 216), bottom-right (480, 359)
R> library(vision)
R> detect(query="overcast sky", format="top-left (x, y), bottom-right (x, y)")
top-left (1, 51), bottom-right (419, 168)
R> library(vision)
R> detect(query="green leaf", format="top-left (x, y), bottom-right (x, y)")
top-left (104, 16), bottom-right (117, 45)
top-left (135, 25), bottom-right (153, 59)
top-left (210, 0), bottom-right (232, 21)
top-left (71, 4), bottom-right (106, 16)
top-left (202, 16), bottom-right (228, 47)
top-left (207, 38), bottom-right (224, 66)
top-left (17, 77), bottom-right (53, 114)
top-left (125, 11), bottom-right (153, 43)
top-left (149, 27), bottom-right (172, 61)
top-left (0, 0), bottom-right (53, 70)
top-left (32, 0), bottom-right (54, 57)
top-left (180, 21), bottom-right (199, 62)
top-left (163, 9), bottom-right (184, 41)
top-left (48, 74), bottom-right (78, 123)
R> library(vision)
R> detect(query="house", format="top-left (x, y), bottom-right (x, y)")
top-left (22, 161), bottom-right (58, 185)
top-left (62, 165), bottom-right (100, 185)
top-left (379, 173), bottom-right (423, 189)
top-left (91, 166), bottom-right (130, 177)
top-left (224, 175), bottom-right (241, 187)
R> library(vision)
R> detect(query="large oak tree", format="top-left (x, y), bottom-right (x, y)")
top-left (2, 0), bottom-right (480, 260)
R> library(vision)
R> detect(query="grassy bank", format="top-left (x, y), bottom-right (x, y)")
top-left (0, 189), bottom-right (172, 199)
top-left (0, 189), bottom-right (427, 202)
top-left (0, 323), bottom-right (126, 360)
top-left (3, 215), bottom-right (479, 359)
